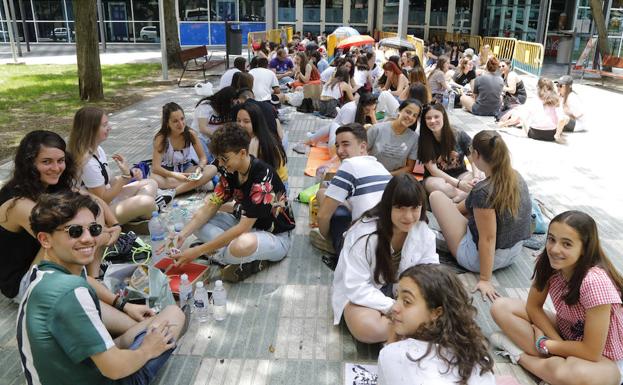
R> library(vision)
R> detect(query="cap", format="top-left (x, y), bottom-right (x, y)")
top-left (555, 75), bottom-right (573, 86)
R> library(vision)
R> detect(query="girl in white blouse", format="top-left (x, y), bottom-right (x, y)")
top-left (332, 174), bottom-right (438, 343)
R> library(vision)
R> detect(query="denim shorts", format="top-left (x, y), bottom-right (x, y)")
top-left (456, 230), bottom-right (523, 273)
top-left (117, 330), bottom-right (174, 385)
top-left (194, 212), bottom-right (292, 265)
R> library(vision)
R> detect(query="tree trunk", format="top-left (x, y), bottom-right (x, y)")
top-left (164, 0), bottom-right (182, 68)
top-left (588, 0), bottom-right (611, 68)
top-left (73, 0), bottom-right (103, 101)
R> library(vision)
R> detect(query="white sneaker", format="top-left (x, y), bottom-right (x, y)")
top-left (489, 332), bottom-right (523, 364)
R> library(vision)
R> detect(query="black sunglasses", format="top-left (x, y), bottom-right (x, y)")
top-left (56, 223), bottom-right (103, 238)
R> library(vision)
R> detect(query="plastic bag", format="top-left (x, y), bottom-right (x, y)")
top-left (286, 91), bottom-right (304, 107)
top-left (195, 82), bottom-right (214, 96)
top-left (103, 264), bottom-right (175, 309)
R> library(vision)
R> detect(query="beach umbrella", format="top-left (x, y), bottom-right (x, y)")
top-left (332, 26), bottom-right (360, 39)
top-left (379, 36), bottom-right (415, 50)
top-left (336, 35), bottom-right (375, 49)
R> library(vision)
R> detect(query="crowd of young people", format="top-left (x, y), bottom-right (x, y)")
top-left (3, 30), bottom-right (618, 385)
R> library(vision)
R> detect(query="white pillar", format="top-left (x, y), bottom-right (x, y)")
top-left (471, 0), bottom-right (481, 35)
top-left (158, 0), bottom-right (168, 80)
top-left (397, 0), bottom-right (409, 38)
top-left (447, 0), bottom-right (456, 32)
top-left (2, 0), bottom-right (18, 62)
top-left (265, 0), bottom-right (274, 29)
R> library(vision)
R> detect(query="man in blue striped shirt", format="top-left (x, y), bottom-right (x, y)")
top-left (313, 123), bottom-right (391, 259)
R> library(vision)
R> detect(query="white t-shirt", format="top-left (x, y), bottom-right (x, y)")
top-left (249, 67), bottom-right (279, 101)
top-left (325, 155), bottom-right (391, 220)
top-left (81, 146), bottom-right (110, 189)
top-left (353, 68), bottom-right (369, 90)
top-left (191, 103), bottom-right (224, 136)
top-left (334, 100), bottom-right (358, 126)
top-left (332, 220), bottom-right (438, 324)
top-left (378, 339), bottom-right (495, 385)
top-left (564, 92), bottom-right (585, 130)
top-left (219, 68), bottom-right (240, 89)
top-left (320, 66), bottom-right (336, 83)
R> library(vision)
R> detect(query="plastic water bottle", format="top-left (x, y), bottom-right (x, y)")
top-left (179, 273), bottom-right (192, 308)
top-left (448, 91), bottom-right (455, 111)
top-left (193, 281), bottom-right (210, 323)
top-left (170, 202), bottom-right (184, 233)
top-left (212, 280), bottom-right (227, 321)
top-left (442, 91), bottom-right (449, 109)
top-left (148, 211), bottom-right (167, 263)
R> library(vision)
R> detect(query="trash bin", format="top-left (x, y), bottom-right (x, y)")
top-left (226, 23), bottom-right (242, 56)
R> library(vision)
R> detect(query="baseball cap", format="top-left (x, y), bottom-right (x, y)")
top-left (555, 75), bottom-right (573, 86)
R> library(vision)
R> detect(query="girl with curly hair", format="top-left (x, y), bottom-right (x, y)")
top-left (378, 264), bottom-right (495, 385)
top-left (491, 210), bottom-right (623, 385)
top-left (332, 174), bottom-right (438, 343)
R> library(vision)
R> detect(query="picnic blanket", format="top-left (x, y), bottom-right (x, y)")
top-left (304, 146), bottom-right (338, 177)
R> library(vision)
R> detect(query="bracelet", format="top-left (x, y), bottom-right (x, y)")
top-left (112, 294), bottom-right (120, 308)
top-left (115, 296), bottom-right (128, 312)
top-left (535, 336), bottom-right (550, 355)
top-left (110, 223), bottom-right (121, 228)
top-left (456, 179), bottom-right (461, 188)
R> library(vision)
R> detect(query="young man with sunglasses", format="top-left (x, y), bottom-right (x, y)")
top-left (17, 191), bottom-right (185, 384)
top-left (173, 124), bottom-right (295, 282)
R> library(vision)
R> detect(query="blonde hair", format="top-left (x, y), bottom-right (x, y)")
top-left (472, 130), bottom-right (521, 217)
top-left (68, 106), bottom-right (106, 172)
top-left (537, 77), bottom-right (559, 107)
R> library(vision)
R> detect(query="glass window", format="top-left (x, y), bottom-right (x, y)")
top-left (278, 0), bottom-right (295, 23)
top-left (211, 0), bottom-right (236, 21)
top-left (135, 21), bottom-right (159, 42)
top-left (325, 0), bottom-right (343, 24)
top-left (407, 27), bottom-right (424, 38)
top-left (454, 0), bottom-right (471, 32)
top-left (10, 0), bottom-right (34, 20)
top-left (608, 9), bottom-right (622, 34)
top-left (105, 20), bottom-right (131, 41)
top-left (179, 0), bottom-right (210, 21)
top-left (302, 24), bottom-right (320, 36)
top-left (34, 0), bottom-right (64, 20)
top-left (102, 1), bottom-right (131, 21)
top-left (303, 0), bottom-right (320, 22)
top-left (430, 0), bottom-right (447, 27)
top-left (133, 0), bottom-right (159, 21)
top-left (383, 0), bottom-right (398, 25)
top-left (350, 0), bottom-right (367, 24)
top-left (36, 21), bottom-right (70, 41)
top-left (240, 0), bottom-right (264, 21)
top-left (408, 0), bottom-right (425, 25)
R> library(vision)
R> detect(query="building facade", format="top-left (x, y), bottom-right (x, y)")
top-left (0, 0), bottom-right (621, 57)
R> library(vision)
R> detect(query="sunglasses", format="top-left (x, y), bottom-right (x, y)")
top-left (56, 223), bottom-right (103, 238)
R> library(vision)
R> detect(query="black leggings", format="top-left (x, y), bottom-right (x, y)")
top-left (528, 128), bottom-right (555, 142)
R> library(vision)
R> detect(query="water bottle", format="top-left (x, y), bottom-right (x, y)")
top-left (448, 91), bottom-right (455, 111)
top-left (212, 280), bottom-right (227, 321)
top-left (442, 91), bottom-right (449, 110)
top-left (170, 202), bottom-right (184, 233)
top-left (179, 273), bottom-right (192, 308)
top-left (193, 281), bottom-right (210, 323)
top-left (148, 211), bottom-right (167, 263)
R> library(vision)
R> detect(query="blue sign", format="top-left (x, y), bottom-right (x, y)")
top-left (180, 22), bottom-right (266, 46)
top-left (180, 23), bottom-right (209, 45)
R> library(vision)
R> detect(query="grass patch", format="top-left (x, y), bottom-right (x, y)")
top-left (0, 63), bottom-right (165, 160)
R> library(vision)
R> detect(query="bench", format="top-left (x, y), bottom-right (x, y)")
top-left (178, 46), bottom-right (225, 87)
top-left (579, 54), bottom-right (623, 83)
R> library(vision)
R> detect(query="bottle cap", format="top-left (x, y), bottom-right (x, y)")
top-left (215, 280), bottom-right (223, 287)
top-left (196, 281), bottom-right (204, 288)
top-left (181, 273), bottom-right (189, 281)
top-left (152, 211), bottom-right (159, 217)
top-left (172, 202), bottom-right (179, 207)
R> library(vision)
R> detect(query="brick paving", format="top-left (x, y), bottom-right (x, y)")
top-left (0, 73), bottom-right (621, 385)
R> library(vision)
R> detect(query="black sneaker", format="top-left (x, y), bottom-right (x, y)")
top-left (221, 260), bottom-right (268, 282)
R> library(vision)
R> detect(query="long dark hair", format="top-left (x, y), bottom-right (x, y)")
top-left (1, 131), bottom-right (76, 217)
top-left (354, 93), bottom-right (378, 125)
top-left (236, 101), bottom-right (287, 170)
top-left (533, 210), bottom-right (623, 305)
top-left (195, 86), bottom-right (237, 118)
top-left (418, 103), bottom-right (457, 163)
top-left (155, 102), bottom-right (195, 154)
top-left (408, 83), bottom-right (431, 105)
top-left (399, 264), bottom-right (494, 385)
top-left (327, 66), bottom-right (350, 90)
top-left (358, 174), bottom-right (427, 284)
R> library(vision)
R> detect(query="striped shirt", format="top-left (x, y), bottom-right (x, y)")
top-left (549, 267), bottom-right (623, 360)
top-left (17, 262), bottom-right (115, 385)
top-left (325, 155), bottom-right (391, 220)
